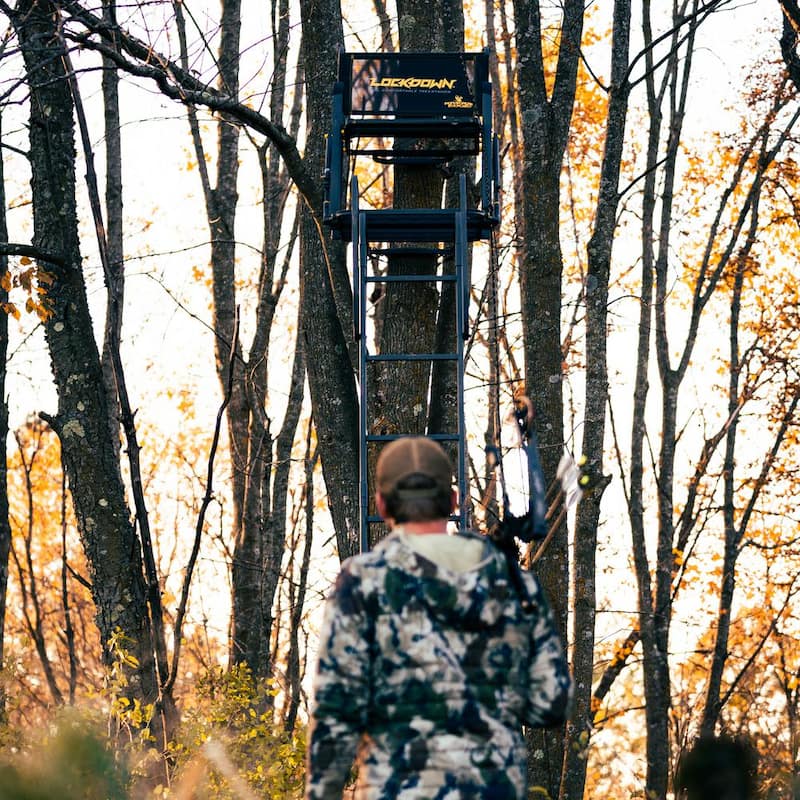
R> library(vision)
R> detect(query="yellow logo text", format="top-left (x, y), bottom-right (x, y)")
top-left (371, 77), bottom-right (458, 90)
top-left (444, 95), bottom-right (473, 109)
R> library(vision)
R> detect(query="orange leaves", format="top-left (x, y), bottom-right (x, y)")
top-left (1, 262), bottom-right (55, 322)
top-left (1, 301), bottom-right (20, 319)
top-left (610, 637), bottom-right (636, 669)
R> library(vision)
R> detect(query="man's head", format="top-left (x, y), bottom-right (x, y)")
top-left (675, 735), bottom-right (758, 800)
top-left (376, 437), bottom-right (456, 524)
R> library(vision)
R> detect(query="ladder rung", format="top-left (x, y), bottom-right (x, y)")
top-left (326, 208), bottom-right (497, 243)
top-left (366, 433), bottom-right (461, 443)
top-left (366, 512), bottom-right (462, 524)
top-left (369, 246), bottom-right (453, 257)
top-left (366, 353), bottom-right (458, 363)
top-left (365, 274), bottom-right (457, 284)
top-left (371, 154), bottom-right (456, 166)
top-left (344, 116), bottom-right (481, 137)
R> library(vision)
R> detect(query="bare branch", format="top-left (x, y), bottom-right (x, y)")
top-left (58, 0), bottom-right (321, 210)
top-left (0, 242), bottom-right (67, 267)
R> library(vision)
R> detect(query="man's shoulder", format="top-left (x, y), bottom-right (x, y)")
top-left (344, 530), bottom-right (495, 568)
top-left (336, 533), bottom-right (403, 585)
top-left (341, 532), bottom-right (399, 569)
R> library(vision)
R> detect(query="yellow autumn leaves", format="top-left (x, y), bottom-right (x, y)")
top-left (1, 256), bottom-right (55, 322)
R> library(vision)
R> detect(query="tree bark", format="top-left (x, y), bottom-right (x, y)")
top-left (11, 0), bottom-right (164, 743)
top-left (99, 0), bottom-right (123, 461)
top-left (298, 0), bottom-right (360, 561)
top-left (0, 114), bottom-right (11, 722)
top-left (561, 6), bottom-right (630, 798)
top-left (511, 2), bottom-right (584, 795)
top-left (375, 0), bottom-right (448, 451)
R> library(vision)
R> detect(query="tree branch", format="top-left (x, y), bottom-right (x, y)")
top-left (0, 242), bottom-right (66, 267)
top-left (58, 0), bottom-right (321, 210)
top-left (166, 309), bottom-right (239, 694)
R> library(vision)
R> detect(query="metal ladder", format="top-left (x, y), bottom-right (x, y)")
top-left (350, 175), bottom-right (472, 551)
top-left (323, 50), bottom-right (500, 551)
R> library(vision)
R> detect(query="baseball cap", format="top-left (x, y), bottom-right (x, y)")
top-left (376, 437), bottom-right (453, 497)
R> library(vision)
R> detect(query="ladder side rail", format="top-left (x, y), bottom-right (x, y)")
top-left (492, 134), bottom-right (501, 221)
top-left (337, 50), bottom-right (352, 106)
top-left (358, 208), bottom-right (370, 553)
top-left (458, 176), bottom-right (471, 340)
top-left (325, 83), bottom-right (345, 221)
top-left (481, 77), bottom-right (494, 217)
top-left (351, 176), bottom-right (361, 339)
top-left (456, 176), bottom-right (469, 531)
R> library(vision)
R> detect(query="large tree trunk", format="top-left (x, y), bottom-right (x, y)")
top-left (426, 0), bottom-right (468, 458)
top-left (298, 0), bottom-right (360, 561)
top-left (561, 5), bottom-right (630, 798)
top-left (376, 1), bottom-right (447, 442)
top-left (12, 0), bottom-right (166, 745)
top-left (370, 1), bottom-right (466, 541)
top-left (511, 2), bottom-right (584, 795)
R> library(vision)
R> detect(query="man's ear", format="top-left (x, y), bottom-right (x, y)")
top-left (450, 488), bottom-right (458, 514)
top-left (375, 492), bottom-right (389, 521)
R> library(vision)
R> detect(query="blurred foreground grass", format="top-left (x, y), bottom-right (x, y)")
top-left (0, 713), bottom-right (128, 800)
top-left (0, 665), bottom-right (306, 799)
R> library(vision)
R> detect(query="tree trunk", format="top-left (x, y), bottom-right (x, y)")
top-left (561, 7), bottom-right (630, 798)
top-left (375, 0), bottom-right (447, 450)
top-left (0, 111), bottom-right (11, 723)
top-left (283, 434), bottom-right (316, 733)
top-left (177, 0), bottom-right (303, 676)
top-left (100, 0), bottom-right (123, 460)
top-left (12, 0), bottom-right (165, 744)
top-left (636, 3), bottom-right (695, 791)
top-left (637, 3), bottom-right (734, 793)
top-left (259, 303), bottom-right (305, 678)
top-left (700, 193), bottom-right (800, 733)
top-left (298, 0), bottom-right (360, 561)
top-left (511, 2), bottom-right (584, 795)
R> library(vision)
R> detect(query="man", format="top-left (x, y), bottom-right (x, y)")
top-left (675, 735), bottom-right (758, 799)
top-left (306, 437), bottom-right (572, 799)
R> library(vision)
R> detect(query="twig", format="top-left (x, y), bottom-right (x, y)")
top-left (166, 309), bottom-right (239, 694)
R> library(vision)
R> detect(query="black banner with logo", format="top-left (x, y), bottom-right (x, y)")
top-left (342, 52), bottom-right (486, 117)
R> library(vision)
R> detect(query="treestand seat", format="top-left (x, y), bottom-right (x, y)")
top-left (327, 207), bottom-right (495, 243)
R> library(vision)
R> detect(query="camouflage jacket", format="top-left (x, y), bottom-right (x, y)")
top-left (305, 530), bottom-right (572, 800)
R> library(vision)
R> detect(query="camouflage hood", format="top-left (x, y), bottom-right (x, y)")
top-left (371, 530), bottom-right (518, 631)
